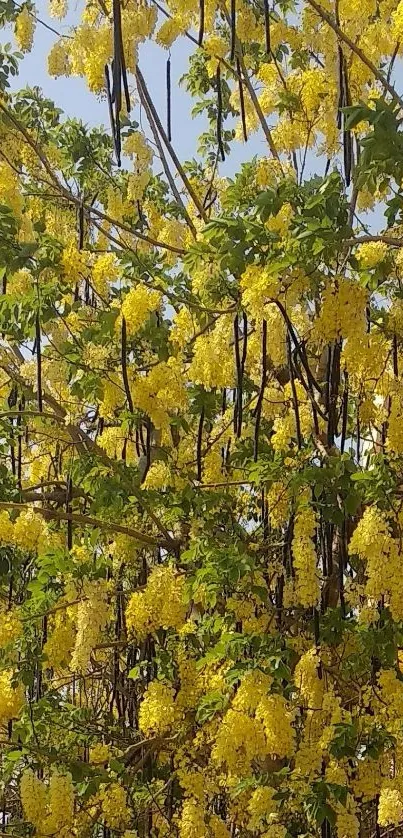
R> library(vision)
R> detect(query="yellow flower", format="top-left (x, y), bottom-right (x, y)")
top-left (356, 240), bottom-right (388, 269)
top-left (15, 6), bottom-right (35, 52)
top-left (126, 565), bottom-right (187, 640)
top-left (139, 681), bottom-right (177, 736)
top-left (378, 788), bottom-right (403, 826)
top-left (120, 285), bottom-right (162, 336)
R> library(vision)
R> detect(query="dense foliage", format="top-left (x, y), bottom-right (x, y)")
top-left (2, 0), bottom-right (403, 836)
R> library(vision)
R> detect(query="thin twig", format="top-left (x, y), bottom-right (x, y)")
top-left (0, 501), bottom-right (176, 550)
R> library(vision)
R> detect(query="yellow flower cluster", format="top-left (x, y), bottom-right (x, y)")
top-left (99, 782), bottom-right (130, 830)
top-left (378, 788), bottom-right (403, 826)
top-left (349, 505), bottom-right (403, 620)
top-left (0, 608), bottom-right (22, 648)
top-left (313, 278), bottom-right (367, 344)
top-left (294, 648), bottom-right (324, 708)
top-left (179, 798), bottom-right (207, 838)
top-left (247, 786), bottom-right (276, 831)
top-left (123, 131), bottom-right (153, 167)
top-left (392, 0), bottom-right (403, 39)
top-left (89, 742), bottom-right (110, 764)
top-left (70, 579), bottom-right (110, 673)
top-left (0, 670), bottom-right (24, 724)
top-left (20, 770), bottom-right (48, 831)
top-left (127, 170), bottom-right (151, 202)
top-left (240, 265), bottom-right (279, 321)
top-left (121, 285), bottom-right (162, 336)
top-left (7, 268), bottom-right (32, 296)
top-left (292, 498), bottom-right (320, 608)
top-left (189, 317), bottom-right (234, 390)
top-left (92, 252), bottom-right (121, 299)
top-left (142, 460), bottom-right (172, 490)
top-left (255, 693), bottom-right (296, 758)
top-left (0, 162), bottom-right (24, 218)
top-left (131, 358), bottom-right (188, 429)
top-left (139, 681), bottom-right (177, 736)
top-left (21, 770), bottom-right (74, 835)
top-left (0, 510), bottom-right (46, 553)
top-left (126, 565), bottom-right (187, 640)
top-left (232, 670), bottom-right (272, 714)
top-left (266, 203), bottom-right (294, 237)
top-left (212, 709), bottom-right (267, 776)
top-left (44, 610), bottom-right (76, 670)
top-left (356, 240), bottom-right (388, 269)
top-left (14, 6), bottom-right (35, 52)
top-left (170, 307), bottom-right (194, 349)
top-left (267, 481), bottom-right (290, 529)
top-left (48, 0), bottom-right (67, 19)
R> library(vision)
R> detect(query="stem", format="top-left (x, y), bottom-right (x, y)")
top-left (0, 501), bottom-right (176, 550)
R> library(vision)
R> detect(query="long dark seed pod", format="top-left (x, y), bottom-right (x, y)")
top-left (216, 64), bottom-right (225, 162)
top-left (262, 489), bottom-right (269, 540)
top-left (233, 315), bottom-right (241, 437)
top-left (66, 476), bottom-right (73, 551)
top-left (274, 300), bottom-right (322, 396)
top-left (135, 427), bottom-right (140, 458)
top-left (230, 0), bottom-right (236, 62)
top-left (17, 400), bottom-right (22, 493)
top-left (241, 312), bottom-right (248, 370)
top-left (253, 319), bottom-right (267, 461)
top-left (142, 419), bottom-right (151, 484)
top-left (238, 312), bottom-right (248, 436)
top-left (236, 58), bottom-right (248, 142)
top-left (105, 65), bottom-right (121, 167)
top-left (166, 56), bottom-right (172, 142)
top-left (336, 46), bottom-right (344, 130)
top-left (340, 370), bottom-right (348, 454)
top-left (393, 333), bottom-right (399, 377)
top-left (35, 312), bottom-right (43, 413)
top-left (78, 199), bottom-right (84, 250)
top-left (198, 0), bottom-right (204, 46)
top-left (342, 57), bottom-right (352, 186)
top-left (9, 432), bottom-right (15, 477)
top-left (263, 0), bottom-right (271, 56)
top-left (287, 333), bottom-right (302, 449)
top-left (343, 128), bottom-right (352, 188)
top-left (222, 388), bottom-right (227, 415)
top-left (121, 316), bottom-right (134, 413)
top-left (136, 66), bottom-right (208, 221)
top-left (197, 408), bottom-right (205, 482)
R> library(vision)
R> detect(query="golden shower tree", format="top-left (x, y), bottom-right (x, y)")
top-left (1, 0), bottom-right (403, 835)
